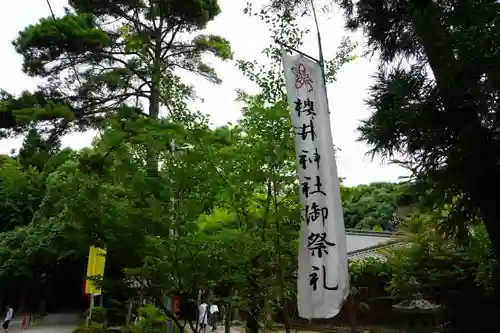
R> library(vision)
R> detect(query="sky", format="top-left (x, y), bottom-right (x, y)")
top-left (0, 0), bottom-right (408, 186)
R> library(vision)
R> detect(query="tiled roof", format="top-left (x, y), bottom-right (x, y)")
top-left (345, 229), bottom-right (400, 253)
top-left (345, 229), bottom-right (399, 237)
top-left (344, 229), bottom-right (406, 262)
top-left (348, 242), bottom-right (405, 262)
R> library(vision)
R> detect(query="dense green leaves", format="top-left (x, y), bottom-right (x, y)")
top-left (341, 182), bottom-right (414, 230)
top-left (2, 0), bottom-right (232, 140)
top-left (0, 0), bottom-right (448, 329)
top-left (333, 0), bottom-right (500, 260)
top-left (0, 158), bottom-right (44, 232)
top-left (382, 211), bottom-right (500, 331)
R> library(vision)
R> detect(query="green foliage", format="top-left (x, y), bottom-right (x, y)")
top-left (0, 89), bottom-right (73, 138)
top-left (1, 2), bottom-right (500, 333)
top-left (105, 299), bottom-right (128, 326)
top-left (14, 13), bottom-right (109, 75)
top-left (335, 0), bottom-right (500, 259)
top-left (2, 0), bottom-right (232, 139)
top-left (348, 258), bottom-right (392, 313)
top-left (122, 305), bottom-right (179, 333)
top-left (376, 211), bottom-right (500, 331)
top-left (17, 128), bottom-right (61, 171)
top-left (70, 0), bottom-right (221, 29)
top-left (386, 212), bottom-right (499, 301)
top-left (0, 0), bottom-right (365, 327)
top-left (239, 1), bottom-right (357, 104)
top-left (83, 306), bottom-right (107, 325)
top-left (341, 182), bottom-right (414, 230)
top-left (0, 158), bottom-right (44, 232)
top-left (72, 324), bottom-right (107, 333)
top-left (112, 97), bottom-right (303, 330)
top-left (344, 209), bottom-right (500, 331)
top-left (349, 258), bottom-right (392, 284)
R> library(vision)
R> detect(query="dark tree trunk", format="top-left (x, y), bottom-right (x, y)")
top-left (18, 292), bottom-right (25, 314)
top-left (281, 299), bottom-right (291, 333)
top-left (469, 147), bottom-right (500, 263)
top-left (246, 256), bottom-right (261, 333)
top-left (39, 295), bottom-right (47, 317)
top-left (348, 296), bottom-right (357, 333)
top-left (475, 188), bottom-right (500, 263)
top-left (411, 0), bottom-right (500, 264)
top-left (224, 303), bottom-right (231, 333)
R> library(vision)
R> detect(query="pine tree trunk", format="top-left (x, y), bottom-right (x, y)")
top-left (246, 257), bottom-right (261, 333)
top-left (473, 185), bottom-right (500, 263)
top-left (18, 292), bottom-right (25, 314)
top-left (125, 298), bottom-right (133, 325)
top-left (281, 299), bottom-right (291, 333)
top-left (410, 0), bottom-right (500, 264)
top-left (348, 296), bottom-right (357, 333)
top-left (224, 302), bottom-right (231, 333)
top-left (232, 290), bottom-right (239, 321)
top-left (39, 294), bottom-right (47, 317)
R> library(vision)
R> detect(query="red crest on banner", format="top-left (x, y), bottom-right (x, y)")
top-left (292, 63), bottom-right (314, 92)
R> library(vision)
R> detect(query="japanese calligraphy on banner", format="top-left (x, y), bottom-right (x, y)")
top-left (282, 52), bottom-right (349, 319)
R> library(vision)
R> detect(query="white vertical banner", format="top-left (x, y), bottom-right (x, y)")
top-left (282, 52), bottom-right (349, 318)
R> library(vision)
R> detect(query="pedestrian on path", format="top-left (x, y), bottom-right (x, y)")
top-left (21, 314), bottom-right (29, 331)
top-left (3, 305), bottom-right (13, 333)
top-left (198, 302), bottom-right (208, 332)
top-left (208, 304), bottom-right (219, 332)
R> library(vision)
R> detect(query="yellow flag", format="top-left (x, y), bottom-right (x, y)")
top-left (85, 246), bottom-right (106, 295)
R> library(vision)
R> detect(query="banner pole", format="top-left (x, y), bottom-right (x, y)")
top-left (309, 0), bottom-right (331, 113)
top-left (85, 295), bottom-right (95, 327)
top-left (275, 39), bottom-right (320, 64)
top-left (310, 0), bottom-right (326, 84)
top-left (275, 0), bottom-right (330, 113)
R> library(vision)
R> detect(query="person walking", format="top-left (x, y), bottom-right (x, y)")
top-left (2, 305), bottom-right (13, 333)
top-left (198, 301), bottom-right (208, 332)
top-left (209, 303), bottom-right (219, 332)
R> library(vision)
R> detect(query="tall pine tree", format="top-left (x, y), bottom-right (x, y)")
top-left (1, 0), bottom-right (231, 138)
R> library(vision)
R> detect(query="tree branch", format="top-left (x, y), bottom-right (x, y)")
top-left (161, 25), bottom-right (182, 59)
top-left (74, 92), bottom-right (149, 116)
top-left (97, 53), bottom-right (152, 88)
top-left (170, 64), bottom-right (218, 83)
top-left (165, 46), bottom-right (199, 60)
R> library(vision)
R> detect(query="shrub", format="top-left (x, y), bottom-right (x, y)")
top-left (106, 299), bottom-right (128, 326)
top-left (82, 306), bottom-right (107, 325)
top-left (122, 304), bottom-right (182, 333)
top-left (72, 323), bottom-right (106, 333)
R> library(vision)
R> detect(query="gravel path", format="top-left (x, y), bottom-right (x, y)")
top-left (8, 313), bottom-right (78, 333)
top-left (10, 324), bottom-right (76, 333)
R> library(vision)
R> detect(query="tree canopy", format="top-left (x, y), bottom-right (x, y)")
top-left (1, 0), bottom-right (231, 142)
top-left (4, 0), bottom-right (500, 332)
top-left (334, 0), bottom-right (500, 260)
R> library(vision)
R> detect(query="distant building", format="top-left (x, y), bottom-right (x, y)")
top-left (346, 229), bottom-right (404, 262)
